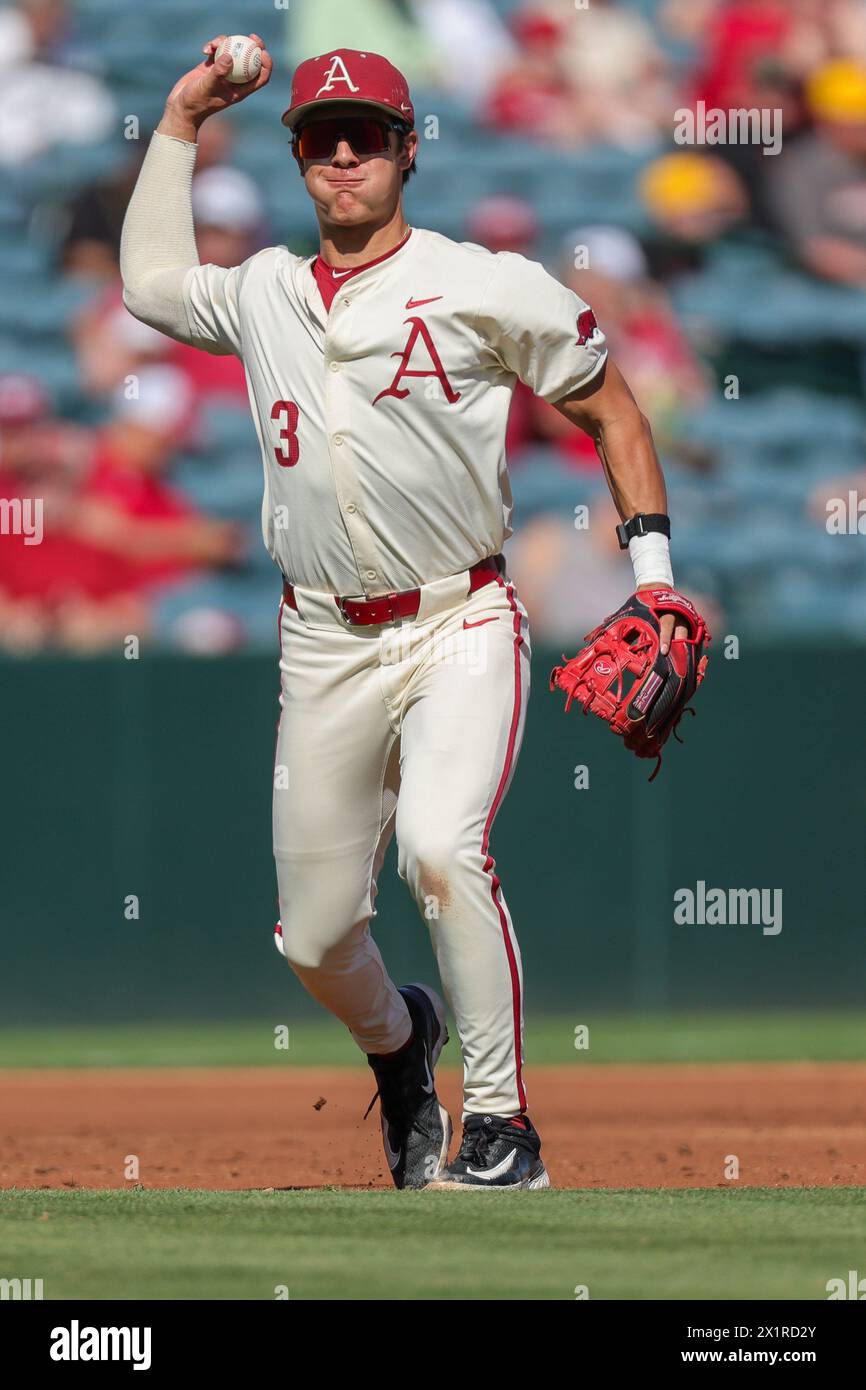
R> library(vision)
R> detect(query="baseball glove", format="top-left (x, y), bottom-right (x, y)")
top-left (549, 587), bottom-right (710, 780)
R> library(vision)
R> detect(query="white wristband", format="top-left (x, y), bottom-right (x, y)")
top-left (629, 532), bottom-right (673, 589)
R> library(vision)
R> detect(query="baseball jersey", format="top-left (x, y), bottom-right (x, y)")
top-left (182, 227), bottom-right (607, 595)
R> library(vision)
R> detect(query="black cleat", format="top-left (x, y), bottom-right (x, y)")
top-left (366, 984), bottom-right (452, 1190)
top-left (427, 1113), bottom-right (550, 1190)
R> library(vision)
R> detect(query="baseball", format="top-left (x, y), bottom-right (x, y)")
top-left (215, 35), bottom-right (262, 85)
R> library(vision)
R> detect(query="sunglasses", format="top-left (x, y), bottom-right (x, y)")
top-left (293, 115), bottom-right (400, 161)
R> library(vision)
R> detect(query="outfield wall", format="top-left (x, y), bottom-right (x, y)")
top-left (2, 644), bottom-right (861, 1023)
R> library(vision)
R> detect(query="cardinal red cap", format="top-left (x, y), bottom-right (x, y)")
top-left (281, 49), bottom-right (415, 130)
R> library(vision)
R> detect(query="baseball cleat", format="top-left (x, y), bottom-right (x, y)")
top-left (426, 1113), bottom-right (550, 1190)
top-left (366, 983), bottom-right (452, 1190)
top-left (274, 920), bottom-right (284, 957)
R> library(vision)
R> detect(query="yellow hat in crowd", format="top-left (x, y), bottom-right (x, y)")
top-left (639, 153), bottom-right (726, 217)
top-left (806, 59), bottom-right (866, 123)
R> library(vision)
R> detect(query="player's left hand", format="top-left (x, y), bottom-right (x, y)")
top-left (657, 610), bottom-right (689, 656)
top-left (549, 586), bottom-right (711, 780)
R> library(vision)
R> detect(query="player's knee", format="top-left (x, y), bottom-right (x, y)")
top-left (278, 921), bottom-right (331, 972)
top-left (397, 826), bottom-right (467, 912)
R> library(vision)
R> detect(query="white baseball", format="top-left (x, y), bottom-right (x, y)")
top-left (215, 35), bottom-right (262, 85)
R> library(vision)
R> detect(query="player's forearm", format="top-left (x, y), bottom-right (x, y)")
top-left (593, 410), bottom-right (668, 523)
top-left (554, 360), bottom-right (673, 585)
top-left (119, 130), bottom-right (200, 339)
top-left (555, 359), bottom-right (667, 518)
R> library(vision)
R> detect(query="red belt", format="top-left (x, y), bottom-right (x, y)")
top-left (282, 555), bottom-right (502, 627)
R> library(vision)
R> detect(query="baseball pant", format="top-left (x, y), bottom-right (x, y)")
top-left (273, 562), bottom-right (530, 1116)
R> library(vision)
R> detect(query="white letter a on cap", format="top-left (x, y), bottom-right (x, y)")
top-left (316, 55), bottom-right (360, 97)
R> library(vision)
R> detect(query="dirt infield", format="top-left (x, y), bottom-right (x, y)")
top-left (1, 1063), bottom-right (864, 1191)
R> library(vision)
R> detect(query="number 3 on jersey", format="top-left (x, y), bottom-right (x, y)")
top-left (270, 399), bottom-right (300, 467)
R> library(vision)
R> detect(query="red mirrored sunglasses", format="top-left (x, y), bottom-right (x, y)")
top-left (293, 115), bottom-right (400, 161)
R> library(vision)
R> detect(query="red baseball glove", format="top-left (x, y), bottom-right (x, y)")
top-left (549, 587), bottom-right (710, 780)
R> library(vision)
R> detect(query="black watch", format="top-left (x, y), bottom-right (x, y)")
top-left (616, 512), bottom-right (671, 551)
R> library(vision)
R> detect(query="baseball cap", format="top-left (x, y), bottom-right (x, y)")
top-left (281, 49), bottom-right (414, 130)
top-left (192, 166), bottom-right (264, 232)
top-left (640, 153), bottom-right (734, 217)
top-left (0, 373), bottom-right (49, 425)
top-left (467, 196), bottom-right (539, 252)
top-left (112, 365), bottom-right (192, 437)
top-left (566, 225), bottom-right (648, 282)
top-left (806, 59), bottom-right (866, 124)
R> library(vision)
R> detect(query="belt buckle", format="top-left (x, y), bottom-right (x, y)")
top-left (337, 595), bottom-right (358, 626)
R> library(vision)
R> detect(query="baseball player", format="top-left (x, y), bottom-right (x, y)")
top-left (121, 37), bottom-right (695, 1191)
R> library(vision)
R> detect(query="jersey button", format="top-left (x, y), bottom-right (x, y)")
top-left (365, 570), bottom-right (377, 582)
top-left (333, 434), bottom-right (343, 446)
top-left (345, 503), bottom-right (356, 513)
top-left (329, 361), bottom-right (341, 372)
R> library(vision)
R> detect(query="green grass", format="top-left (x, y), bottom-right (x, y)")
top-left (1, 1188), bottom-right (864, 1300)
top-left (0, 1012), bottom-right (863, 1069)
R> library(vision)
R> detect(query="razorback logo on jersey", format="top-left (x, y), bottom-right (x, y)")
top-left (373, 316), bottom-right (461, 406)
top-left (315, 54), bottom-right (361, 98)
top-left (576, 309), bottom-right (599, 346)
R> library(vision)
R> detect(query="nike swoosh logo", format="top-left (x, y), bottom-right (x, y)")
top-left (332, 269), bottom-right (353, 279)
top-left (466, 1146), bottom-right (517, 1181)
top-left (421, 1054), bottom-right (434, 1094)
top-left (463, 616), bottom-right (497, 630)
top-left (405, 296), bottom-right (443, 309)
top-left (381, 1119), bottom-right (402, 1171)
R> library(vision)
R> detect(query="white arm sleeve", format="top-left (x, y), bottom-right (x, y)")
top-left (120, 131), bottom-right (242, 357)
top-left (476, 251), bottom-right (608, 402)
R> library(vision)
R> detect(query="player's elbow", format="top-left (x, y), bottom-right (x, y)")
top-left (637, 407), bottom-right (655, 444)
top-left (121, 280), bottom-right (158, 328)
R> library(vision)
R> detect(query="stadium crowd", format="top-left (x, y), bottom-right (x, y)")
top-left (1, 0), bottom-right (866, 652)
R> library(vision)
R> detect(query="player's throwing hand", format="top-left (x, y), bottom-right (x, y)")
top-left (161, 33), bottom-right (272, 139)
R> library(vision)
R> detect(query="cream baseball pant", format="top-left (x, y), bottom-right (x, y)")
top-left (273, 561), bottom-right (531, 1117)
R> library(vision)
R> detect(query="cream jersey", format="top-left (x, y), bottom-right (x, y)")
top-left (182, 226), bottom-right (607, 596)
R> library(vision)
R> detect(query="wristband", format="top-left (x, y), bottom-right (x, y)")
top-left (616, 512), bottom-right (671, 549)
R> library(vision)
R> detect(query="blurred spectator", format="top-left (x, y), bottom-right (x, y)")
top-left (288, 0), bottom-right (513, 100)
top-left (0, 371), bottom-right (90, 478)
top-left (673, 0), bottom-right (807, 226)
top-left (72, 164), bottom-right (262, 410)
top-left (545, 225), bottom-right (708, 460)
top-left (509, 226), bottom-right (708, 473)
top-left (770, 59), bottom-right (866, 285)
top-left (466, 195), bottom-right (539, 257)
top-left (505, 497), bottom-right (635, 644)
top-left (505, 490), bottom-right (721, 643)
top-left (488, 0), bottom-right (671, 148)
top-left (639, 151), bottom-right (751, 283)
top-left (190, 166), bottom-right (266, 270)
top-left (0, 368), bottom-right (244, 653)
top-left (0, 0), bottom-right (114, 167)
top-left (60, 121), bottom-right (239, 280)
top-left (408, 0), bottom-right (515, 105)
top-left (485, 9), bottom-right (579, 142)
top-left (555, 0), bottom-right (673, 149)
top-left (289, 0), bottom-right (438, 88)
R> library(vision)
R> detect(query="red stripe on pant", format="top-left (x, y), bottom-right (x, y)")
top-left (480, 579), bottom-right (526, 1112)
